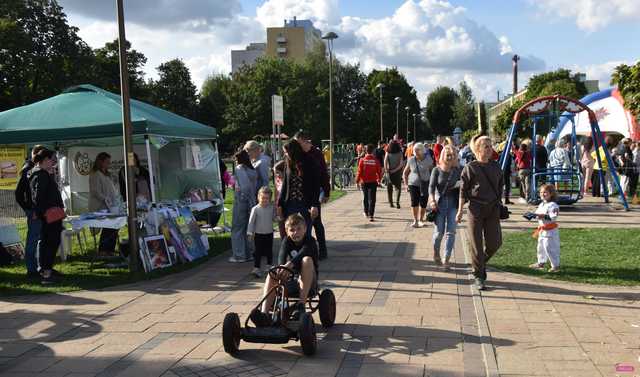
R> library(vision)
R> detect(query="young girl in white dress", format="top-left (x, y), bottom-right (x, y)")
top-left (528, 184), bottom-right (561, 272)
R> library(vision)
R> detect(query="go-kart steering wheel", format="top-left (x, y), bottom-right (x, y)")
top-left (268, 265), bottom-right (295, 281)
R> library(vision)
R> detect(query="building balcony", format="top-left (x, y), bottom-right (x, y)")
top-left (276, 47), bottom-right (287, 54)
top-left (276, 36), bottom-right (287, 43)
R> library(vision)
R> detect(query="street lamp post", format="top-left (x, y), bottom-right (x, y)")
top-left (322, 31), bottom-right (338, 189)
top-left (394, 97), bottom-right (401, 140)
top-left (375, 83), bottom-right (385, 141)
top-left (404, 106), bottom-right (410, 142)
top-left (412, 113), bottom-right (417, 142)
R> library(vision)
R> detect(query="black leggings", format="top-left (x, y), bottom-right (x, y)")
top-left (387, 170), bottom-right (402, 204)
top-left (253, 233), bottom-right (273, 268)
top-left (38, 220), bottom-right (63, 271)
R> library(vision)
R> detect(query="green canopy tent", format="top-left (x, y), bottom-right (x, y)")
top-left (0, 85), bottom-right (222, 214)
top-left (0, 84), bottom-right (216, 143)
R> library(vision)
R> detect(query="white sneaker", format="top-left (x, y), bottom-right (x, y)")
top-left (418, 221), bottom-right (426, 228)
top-left (411, 220), bottom-right (420, 228)
top-left (228, 257), bottom-right (245, 263)
top-left (251, 267), bottom-right (262, 278)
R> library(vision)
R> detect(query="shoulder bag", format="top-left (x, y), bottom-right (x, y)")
top-left (477, 164), bottom-right (510, 220)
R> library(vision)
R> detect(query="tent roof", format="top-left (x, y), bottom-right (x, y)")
top-left (0, 84), bottom-right (216, 144)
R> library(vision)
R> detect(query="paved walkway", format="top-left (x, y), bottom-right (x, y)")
top-left (0, 189), bottom-right (638, 377)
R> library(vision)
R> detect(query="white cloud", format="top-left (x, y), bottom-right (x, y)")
top-left (531, 0), bottom-right (640, 32)
top-left (65, 0), bottom-right (549, 102)
top-left (568, 60), bottom-right (631, 90)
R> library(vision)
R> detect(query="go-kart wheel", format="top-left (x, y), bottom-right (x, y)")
top-left (318, 289), bottom-right (336, 328)
top-left (299, 312), bottom-right (317, 356)
top-left (222, 312), bottom-right (241, 353)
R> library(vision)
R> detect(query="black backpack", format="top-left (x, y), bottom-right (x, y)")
top-left (14, 160), bottom-right (33, 211)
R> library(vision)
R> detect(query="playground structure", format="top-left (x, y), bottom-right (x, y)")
top-left (499, 95), bottom-right (629, 210)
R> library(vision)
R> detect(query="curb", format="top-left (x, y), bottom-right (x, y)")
top-left (460, 228), bottom-right (500, 377)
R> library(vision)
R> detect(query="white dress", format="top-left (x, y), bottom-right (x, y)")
top-left (534, 201), bottom-right (560, 267)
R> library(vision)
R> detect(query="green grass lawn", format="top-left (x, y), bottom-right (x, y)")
top-left (0, 232), bottom-right (230, 296)
top-left (490, 228), bottom-right (640, 286)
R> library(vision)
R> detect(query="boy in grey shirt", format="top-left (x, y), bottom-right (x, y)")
top-left (247, 186), bottom-right (276, 277)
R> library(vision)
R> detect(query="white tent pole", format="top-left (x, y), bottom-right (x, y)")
top-left (144, 135), bottom-right (157, 203)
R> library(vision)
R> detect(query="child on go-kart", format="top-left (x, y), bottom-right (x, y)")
top-left (250, 213), bottom-right (319, 326)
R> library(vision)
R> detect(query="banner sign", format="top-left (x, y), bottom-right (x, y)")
top-left (0, 145), bottom-right (26, 191)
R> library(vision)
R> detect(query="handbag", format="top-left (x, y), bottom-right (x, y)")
top-left (477, 165), bottom-right (510, 220)
top-left (44, 207), bottom-right (66, 224)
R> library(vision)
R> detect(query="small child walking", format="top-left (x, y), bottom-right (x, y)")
top-left (247, 186), bottom-right (276, 277)
top-left (528, 184), bottom-right (561, 272)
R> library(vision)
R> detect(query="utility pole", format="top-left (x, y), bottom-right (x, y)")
top-left (116, 0), bottom-right (139, 271)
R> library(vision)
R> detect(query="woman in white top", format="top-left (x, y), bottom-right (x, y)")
top-left (89, 152), bottom-right (120, 254)
top-left (403, 142), bottom-right (434, 227)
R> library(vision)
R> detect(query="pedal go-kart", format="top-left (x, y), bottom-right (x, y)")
top-left (222, 265), bottom-right (336, 356)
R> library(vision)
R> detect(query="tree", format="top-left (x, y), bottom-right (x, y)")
top-left (612, 61), bottom-right (640, 117)
top-left (149, 59), bottom-right (198, 118)
top-left (366, 68), bottom-right (420, 142)
top-left (92, 39), bottom-right (150, 101)
top-left (425, 86), bottom-right (458, 136)
top-left (524, 69), bottom-right (587, 100)
top-left (451, 81), bottom-right (476, 131)
top-left (197, 73), bottom-right (231, 131)
top-left (493, 68), bottom-right (590, 139)
top-left (0, 0), bottom-right (95, 111)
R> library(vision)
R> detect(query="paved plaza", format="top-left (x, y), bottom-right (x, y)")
top-left (0, 190), bottom-right (638, 377)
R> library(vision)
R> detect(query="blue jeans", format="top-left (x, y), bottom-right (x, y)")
top-left (432, 195), bottom-right (458, 259)
top-left (25, 210), bottom-right (41, 274)
top-left (231, 193), bottom-right (254, 260)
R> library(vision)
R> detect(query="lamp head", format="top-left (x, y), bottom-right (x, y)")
top-left (321, 32), bottom-right (338, 40)
top-left (405, 106), bottom-right (410, 111)
top-left (394, 97), bottom-right (401, 102)
top-left (375, 83), bottom-right (385, 89)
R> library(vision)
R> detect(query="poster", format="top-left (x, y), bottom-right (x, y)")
top-left (0, 145), bottom-right (26, 191)
top-left (141, 235), bottom-right (172, 271)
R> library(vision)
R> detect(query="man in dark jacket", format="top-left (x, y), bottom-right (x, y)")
top-left (294, 130), bottom-right (330, 260)
top-left (14, 145), bottom-right (46, 278)
top-left (535, 135), bottom-right (548, 183)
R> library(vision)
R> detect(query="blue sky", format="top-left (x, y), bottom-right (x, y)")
top-left (61, 0), bottom-right (640, 103)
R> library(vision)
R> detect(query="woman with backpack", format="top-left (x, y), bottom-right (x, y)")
top-left (384, 141), bottom-right (405, 209)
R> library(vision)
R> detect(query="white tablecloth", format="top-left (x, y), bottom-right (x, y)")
top-left (68, 216), bottom-right (128, 231)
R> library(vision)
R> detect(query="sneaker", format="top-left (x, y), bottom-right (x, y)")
top-left (26, 271), bottom-right (41, 280)
top-left (505, 199), bottom-right (514, 205)
top-left (389, 202), bottom-right (395, 208)
top-left (369, 217), bottom-right (374, 222)
top-left (433, 255), bottom-right (442, 266)
top-left (529, 263), bottom-right (545, 270)
top-left (411, 220), bottom-right (420, 228)
top-left (418, 221), bottom-right (426, 228)
top-left (396, 203), bottom-right (400, 209)
top-left (228, 257), bottom-right (245, 263)
top-left (251, 267), bottom-right (262, 278)
top-left (245, 256), bottom-right (254, 262)
top-left (548, 267), bottom-right (560, 273)
top-left (41, 273), bottom-right (60, 285)
top-left (474, 278), bottom-right (485, 291)
top-left (249, 309), bottom-right (272, 327)
top-left (443, 261), bottom-right (451, 271)
top-left (363, 212), bottom-right (368, 218)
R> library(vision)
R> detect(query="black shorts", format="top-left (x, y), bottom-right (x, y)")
top-left (408, 185), bottom-right (427, 208)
